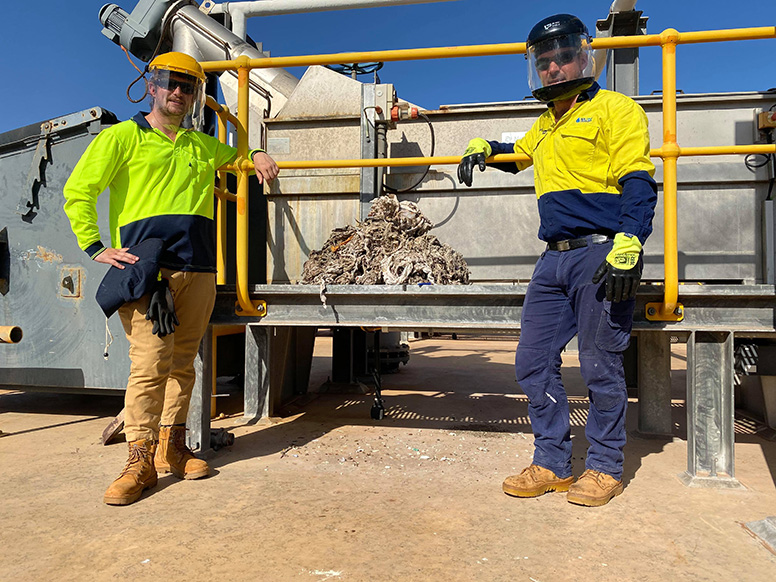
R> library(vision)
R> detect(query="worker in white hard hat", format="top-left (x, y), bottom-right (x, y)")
top-left (458, 14), bottom-right (657, 507)
top-left (64, 51), bottom-right (279, 506)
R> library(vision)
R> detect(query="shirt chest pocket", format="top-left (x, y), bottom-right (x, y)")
top-left (176, 149), bottom-right (212, 178)
top-left (556, 123), bottom-right (599, 172)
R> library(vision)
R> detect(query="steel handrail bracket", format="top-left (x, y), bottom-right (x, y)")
top-left (201, 26), bottom-right (776, 320)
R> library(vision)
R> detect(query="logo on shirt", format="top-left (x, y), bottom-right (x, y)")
top-left (575, 117), bottom-right (592, 123)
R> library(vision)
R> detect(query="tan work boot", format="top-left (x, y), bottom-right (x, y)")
top-left (502, 464), bottom-right (575, 497)
top-left (103, 439), bottom-right (158, 506)
top-left (566, 469), bottom-right (624, 507)
top-left (156, 425), bottom-right (209, 480)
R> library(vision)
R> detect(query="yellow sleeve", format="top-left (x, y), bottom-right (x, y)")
top-left (62, 130), bottom-right (125, 254)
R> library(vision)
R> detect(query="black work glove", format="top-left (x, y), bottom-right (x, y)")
top-left (592, 257), bottom-right (643, 302)
top-left (592, 233), bottom-right (644, 302)
top-left (457, 138), bottom-right (491, 187)
top-left (145, 278), bottom-right (179, 337)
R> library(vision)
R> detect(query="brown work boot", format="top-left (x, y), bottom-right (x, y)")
top-left (103, 439), bottom-right (158, 506)
top-left (566, 469), bottom-right (624, 507)
top-left (502, 464), bottom-right (575, 498)
top-left (156, 424), bottom-right (209, 480)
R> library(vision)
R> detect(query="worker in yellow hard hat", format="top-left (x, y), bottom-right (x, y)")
top-left (64, 51), bottom-right (279, 506)
top-left (458, 14), bottom-right (657, 507)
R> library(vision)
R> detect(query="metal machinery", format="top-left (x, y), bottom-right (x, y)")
top-left (1, 0), bottom-right (776, 492)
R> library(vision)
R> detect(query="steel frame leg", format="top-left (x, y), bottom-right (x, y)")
top-left (637, 331), bottom-right (673, 436)
top-left (187, 324), bottom-right (214, 453)
top-left (680, 330), bottom-right (744, 488)
top-left (245, 324), bottom-right (271, 421)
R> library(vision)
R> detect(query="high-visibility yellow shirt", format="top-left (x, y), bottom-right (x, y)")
top-left (63, 112), bottom-right (252, 272)
top-left (488, 83), bottom-right (657, 243)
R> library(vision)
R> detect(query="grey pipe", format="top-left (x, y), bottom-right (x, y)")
top-left (171, 4), bottom-right (299, 97)
top-left (212, 0), bottom-right (462, 40)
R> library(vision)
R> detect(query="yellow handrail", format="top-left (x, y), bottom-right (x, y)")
top-left (205, 25), bottom-right (776, 320)
top-left (221, 145), bottom-right (776, 172)
top-left (199, 26), bottom-right (776, 72)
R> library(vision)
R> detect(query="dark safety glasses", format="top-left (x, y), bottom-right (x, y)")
top-left (535, 50), bottom-right (579, 72)
top-left (151, 71), bottom-right (199, 95)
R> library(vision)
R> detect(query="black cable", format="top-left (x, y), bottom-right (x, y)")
top-left (746, 102), bottom-right (776, 200)
top-left (383, 112), bottom-right (435, 194)
top-left (746, 144), bottom-right (775, 200)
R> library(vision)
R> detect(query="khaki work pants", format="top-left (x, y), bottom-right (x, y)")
top-left (118, 269), bottom-right (216, 442)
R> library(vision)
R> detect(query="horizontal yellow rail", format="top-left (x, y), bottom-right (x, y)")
top-left (200, 26), bottom-right (776, 73)
top-left (220, 145), bottom-right (776, 172)
top-left (206, 95), bottom-right (240, 127)
top-left (214, 186), bottom-right (237, 202)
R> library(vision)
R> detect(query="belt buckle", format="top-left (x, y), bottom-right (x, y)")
top-left (556, 240), bottom-right (571, 251)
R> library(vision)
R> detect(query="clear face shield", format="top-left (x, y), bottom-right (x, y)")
top-left (526, 33), bottom-right (595, 102)
top-left (149, 69), bottom-right (206, 129)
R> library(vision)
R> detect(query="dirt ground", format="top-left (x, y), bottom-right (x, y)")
top-left (1, 336), bottom-right (775, 582)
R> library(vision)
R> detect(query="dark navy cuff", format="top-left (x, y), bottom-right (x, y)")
top-left (619, 170), bottom-right (658, 244)
top-left (86, 241), bottom-right (107, 259)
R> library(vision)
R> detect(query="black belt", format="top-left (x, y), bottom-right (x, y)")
top-left (547, 234), bottom-right (610, 252)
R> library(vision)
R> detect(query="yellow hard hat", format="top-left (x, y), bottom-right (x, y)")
top-left (148, 52), bottom-right (206, 83)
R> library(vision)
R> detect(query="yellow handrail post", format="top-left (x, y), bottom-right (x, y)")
top-left (216, 108), bottom-right (229, 285)
top-left (234, 57), bottom-right (266, 317)
top-left (647, 30), bottom-right (684, 322)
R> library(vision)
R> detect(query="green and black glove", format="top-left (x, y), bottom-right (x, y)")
top-left (592, 233), bottom-right (643, 302)
top-left (146, 277), bottom-right (179, 337)
top-left (457, 138), bottom-right (492, 187)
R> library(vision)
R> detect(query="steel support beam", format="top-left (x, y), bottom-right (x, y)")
top-left (637, 331), bottom-right (673, 436)
top-left (764, 199), bottom-right (775, 285)
top-left (187, 324), bottom-right (214, 453)
top-left (680, 330), bottom-right (744, 488)
top-left (245, 324), bottom-right (271, 420)
top-left (332, 327), bottom-right (369, 384)
top-left (244, 325), bottom-right (317, 421)
top-left (596, 10), bottom-right (648, 97)
top-left (212, 284), bottom-right (776, 333)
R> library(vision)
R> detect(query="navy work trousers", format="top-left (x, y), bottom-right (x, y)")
top-left (515, 237), bottom-right (635, 480)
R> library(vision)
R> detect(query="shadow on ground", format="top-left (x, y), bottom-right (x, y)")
top-left (2, 337), bottom-right (774, 489)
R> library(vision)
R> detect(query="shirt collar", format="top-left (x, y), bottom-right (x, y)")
top-left (132, 111), bottom-right (152, 129)
top-left (577, 81), bottom-right (601, 102)
top-left (546, 81), bottom-right (601, 109)
top-left (132, 111), bottom-right (192, 139)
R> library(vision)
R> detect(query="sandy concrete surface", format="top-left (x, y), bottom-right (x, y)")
top-left (1, 336), bottom-right (775, 581)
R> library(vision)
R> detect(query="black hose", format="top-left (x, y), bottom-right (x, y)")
top-left (383, 112), bottom-right (435, 194)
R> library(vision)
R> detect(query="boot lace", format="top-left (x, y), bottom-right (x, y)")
top-left (119, 442), bottom-right (150, 477)
top-left (521, 464), bottom-right (552, 483)
top-left (580, 469), bottom-right (609, 487)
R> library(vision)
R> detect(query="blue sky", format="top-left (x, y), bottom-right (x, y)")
top-left (1, 0), bottom-right (774, 134)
